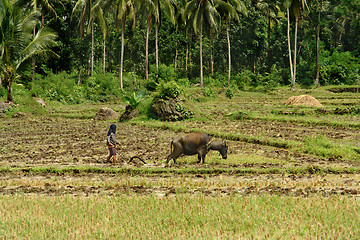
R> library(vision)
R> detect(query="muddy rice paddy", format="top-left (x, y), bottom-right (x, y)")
top-left (1, 96), bottom-right (360, 197)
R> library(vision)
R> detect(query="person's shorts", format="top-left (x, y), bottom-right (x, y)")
top-left (109, 147), bottom-right (116, 156)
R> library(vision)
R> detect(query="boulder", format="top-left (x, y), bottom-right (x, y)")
top-left (152, 98), bottom-right (183, 121)
top-left (119, 105), bottom-right (139, 122)
top-left (95, 107), bottom-right (119, 120)
top-left (285, 95), bottom-right (323, 107)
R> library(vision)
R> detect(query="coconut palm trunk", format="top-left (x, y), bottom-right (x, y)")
top-left (91, 22), bottom-right (94, 75)
top-left (120, 15), bottom-right (126, 89)
top-left (287, 8), bottom-right (295, 90)
top-left (314, 10), bottom-right (320, 86)
top-left (226, 19), bottom-right (231, 87)
top-left (155, 23), bottom-right (159, 78)
top-left (292, 16), bottom-right (299, 90)
top-left (103, 38), bottom-right (106, 74)
top-left (199, 22), bottom-right (203, 87)
top-left (146, 14), bottom-right (152, 80)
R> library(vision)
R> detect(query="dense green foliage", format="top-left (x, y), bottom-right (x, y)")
top-left (1, 0), bottom-right (360, 103)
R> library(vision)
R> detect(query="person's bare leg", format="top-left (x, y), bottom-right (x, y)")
top-left (113, 155), bottom-right (116, 164)
top-left (106, 154), bottom-right (112, 163)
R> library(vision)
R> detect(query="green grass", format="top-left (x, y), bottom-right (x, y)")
top-left (0, 195), bottom-right (359, 239)
top-left (1, 165), bottom-right (360, 175)
top-left (301, 135), bottom-right (360, 161)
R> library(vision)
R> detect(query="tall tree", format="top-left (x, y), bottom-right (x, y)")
top-left (137, 0), bottom-right (155, 80)
top-left (153, 0), bottom-right (175, 77)
top-left (0, 0), bottom-right (58, 102)
top-left (183, 0), bottom-right (221, 87)
top-left (17, 0), bottom-right (62, 81)
top-left (253, 0), bottom-right (281, 71)
top-left (72, 0), bottom-right (97, 76)
top-left (137, 0), bottom-right (175, 80)
top-left (90, 0), bottom-right (109, 74)
top-left (217, 0), bottom-right (247, 87)
top-left (115, 0), bottom-right (136, 89)
top-left (307, 0), bottom-right (329, 86)
top-left (284, 0), bottom-right (309, 90)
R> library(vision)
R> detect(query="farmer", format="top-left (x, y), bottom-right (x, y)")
top-left (106, 124), bottom-right (120, 164)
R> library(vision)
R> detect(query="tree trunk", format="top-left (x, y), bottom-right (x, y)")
top-left (133, 63), bottom-right (137, 87)
top-left (287, 8), bottom-right (295, 90)
top-left (146, 14), bottom-right (152, 81)
top-left (103, 38), bottom-right (106, 74)
top-left (267, 15), bottom-right (271, 71)
top-left (200, 23), bottom-right (203, 87)
top-left (174, 49), bottom-right (178, 71)
top-left (31, 27), bottom-right (36, 82)
top-left (292, 16), bottom-right (299, 91)
top-left (91, 23), bottom-right (94, 76)
top-left (155, 23), bottom-right (159, 78)
top-left (314, 11), bottom-right (321, 86)
top-left (185, 28), bottom-right (189, 74)
top-left (4, 77), bottom-right (13, 103)
top-left (174, 26), bottom-right (178, 71)
top-left (210, 32), bottom-right (214, 76)
top-left (226, 20), bottom-right (231, 87)
top-left (120, 16), bottom-right (125, 89)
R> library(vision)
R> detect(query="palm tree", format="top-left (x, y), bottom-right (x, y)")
top-left (183, 0), bottom-right (221, 87)
top-left (90, 0), bottom-right (109, 74)
top-left (308, 0), bottom-right (329, 86)
top-left (0, 0), bottom-right (58, 102)
top-left (17, 0), bottom-right (62, 81)
top-left (217, 0), bottom-right (247, 87)
top-left (284, 0), bottom-right (309, 90)
top-left (253, 0), bottom-right (281, 70)
top-left (72, 0), bottom-right (97, 76)
top-left (17, 0), bottom-right (62, 27)
top-left (137, 0), bottom-right (174, 80)
top-left (172, 0), bottom-right (186, 71)
top-left (154, 0), bottom-right (175, 77)
top-left (136, 0), bottom-right (155, 80)
top-left (115, 0), bottom-right (136, 89)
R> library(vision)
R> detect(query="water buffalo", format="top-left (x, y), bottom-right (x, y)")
top-left (166, 132), bottom-right (228, 164)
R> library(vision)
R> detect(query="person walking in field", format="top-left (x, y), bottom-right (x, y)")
top-left (106, 124), bottom-right (120, 164)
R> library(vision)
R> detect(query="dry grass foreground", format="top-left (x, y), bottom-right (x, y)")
top-left (0, 87), bottom-right (360, 238)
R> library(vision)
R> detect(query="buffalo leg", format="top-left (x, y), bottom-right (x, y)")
top-left (167, 142), bottom-right (182, 164)
top-left (198, 148), bottom-right (207, 164)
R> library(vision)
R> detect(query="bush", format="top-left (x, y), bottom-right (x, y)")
top-left (150, 64), bottom-right (176, 81)
top-left (203, 75), bottom-right (226, 88)
top-left (226, 88), bottom-right (234, 99)
top-left (31, 70), bottom-right (123, 104)
top-left (203, 87), bottom-right (214, 97)
top-left (31, 71), bottom-right (82, 104)
top-left (320, 51), bottom-right (360, 85)
top-left (158, 80), bottom-right (180, 99)
top-left (232, 70), bottom-right (253, 90)
top-left (0, 86), bottom-right (6, 98)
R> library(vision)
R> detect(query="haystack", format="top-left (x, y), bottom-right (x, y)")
top-left (285, 95), bottom-right (323, 107)
top-left (95, 107), bottom-right (119, 120)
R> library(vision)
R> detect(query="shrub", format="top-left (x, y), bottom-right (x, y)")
top-left (175, 102), bottom-right (194, 119)
top-left (319, 51), bottom-right (360, 85)
top-left (233, 70), bottom-right (253, 90)
top-left (158, 80), bottom-right (180, 99)
top-left (150, 64), bottom-right (176, 81)
top-left (226, 88), bottom-right (234, 99)
top-left (203, 87), bottom-right (214, 97)
top-left (122, 90), bottom-right (146, 109)
top-left (31, 71), bottom-right (82, 104)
